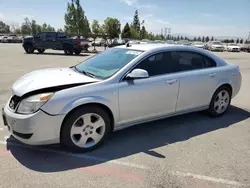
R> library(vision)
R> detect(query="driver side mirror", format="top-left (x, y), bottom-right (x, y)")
top-left (126, 69), bottom-right (149, 80)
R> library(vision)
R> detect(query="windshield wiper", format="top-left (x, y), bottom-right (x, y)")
top-left (72, 66), bottom-right (96, 78)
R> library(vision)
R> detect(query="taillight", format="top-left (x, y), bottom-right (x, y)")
top-left (77, 39), bottom-right (81, 46)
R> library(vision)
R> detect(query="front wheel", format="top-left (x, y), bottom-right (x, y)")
top-left (23, 44), bottom-right (35, 54)
top-left (61, 106), bottom-right (111, 152)
top-left (207, 86), bottom-right (232, 117)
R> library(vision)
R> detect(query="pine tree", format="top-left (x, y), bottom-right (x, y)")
top-left (202, 36), bottom-right (205, 42)
top-left (132, 10), bottom-right (140, 32)
top-left (121, 23), bottom-right (132, 38)
top-left (240, 39), bottom-right (243, 44)
top-left (64, 0), bottom-right (90, 36)
top-left (205, 36), bottom-right (210, 42)
top-left (236, 38), bottom-right (239, 43)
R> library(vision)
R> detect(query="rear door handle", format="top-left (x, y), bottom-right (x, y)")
top-left (209, 73), bottom-right (216, 77)
top-left (166, 79), bottom-right (177, 85)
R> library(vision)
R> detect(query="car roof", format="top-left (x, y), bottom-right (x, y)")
top-left (114, 43), bottom-right (227, 66)
top-left (114, 43), bottom-right (187, 51)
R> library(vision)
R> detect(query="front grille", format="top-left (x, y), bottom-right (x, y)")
top-left (9, 95), bottom-right (21, 110)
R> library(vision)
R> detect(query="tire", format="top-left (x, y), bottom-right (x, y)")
top-left (61, 105), bottom-right (112, 152)
top-left (63, 45), bottom-right (74, 55)
top-left (23, 43), bottom-right (35, 54)
top-left (74, 49), bottom-right (81, 55)
top-left (207, 86), bottom-right (232, 117)
top-left (37, 49), bottom-right (45, 53)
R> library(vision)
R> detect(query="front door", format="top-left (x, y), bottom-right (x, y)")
top-left (118, 52), bottom-right (180, 125)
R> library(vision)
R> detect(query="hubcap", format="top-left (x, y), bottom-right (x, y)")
top-left (214, 90), bottom-right (230, 114)
top-left (70, 113), bottom-right (105, 148)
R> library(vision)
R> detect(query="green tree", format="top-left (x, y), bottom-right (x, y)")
top-left (57, 28), bottom-right (64, 32)
top-left (121, 22), bottom-right (132, 38)
top-left (197, 36), bottom-right (201, 41)
top-left (240, 39), bottom-right (243, 44)
top-left (132, 10), bottom-right (140, 32)
top-left (236, 38), bottom-right (239, 43)
top-left (36, 25), bottom-right (42, 33)
top-left (140, 25), bottom-right (147, 39)
top-left (91, 20), bottom-right (100, 36)
top-left (64, 0), bottom-right (90, 36)
top-left (180, 36), bottom-right (184, 40)
top-left (202, 36), bottom-right (205, 42)
top-left (148, 32), bottom-right (154, 40)
top-left (21, 17), bottom-right (32, 35)
top-left (31, 20), bottom-right (37, 35)
top-left (194, 37), bottom-right (197, 41)
top-left (177, 35), bottom-right (180, 41)
top-left (0, 21), bottom-right (10, 33)
top-left (42, 23), bottom-right (48, 31)
top-left (130, 23), bottom-right (138, 39)
top-left (205, 36), bottom-right (210, 42)
top-left (211, 36), bottom-right (214, 41)
top-left (103, 17), bottom-right (121, 39)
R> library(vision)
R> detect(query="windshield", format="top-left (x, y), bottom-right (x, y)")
top-left (75, 48), bottom-right (143, 79)
top-left (212, 42), bottom-right (222, 45)
top-left (229, 43), bottom-right (237, 46)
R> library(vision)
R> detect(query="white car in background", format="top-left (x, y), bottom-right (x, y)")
top-left (192, 41), bottom-right (205, 49)
top-left (208, 41), bottom-right (224, 52)
top-left (226, 43), bottom-right (240, 52)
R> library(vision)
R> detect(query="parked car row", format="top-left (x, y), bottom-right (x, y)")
top-left (0, 34), bottom-right (23, 43)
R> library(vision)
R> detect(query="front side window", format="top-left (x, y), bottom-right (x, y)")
top-left (75, 48), bottom-right (143, 79)
top-left (37, 32), bottom-right (46, 38)
top-left (136, 52), bottom-right (179, 76)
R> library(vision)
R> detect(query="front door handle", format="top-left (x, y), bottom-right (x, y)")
top-left (166, 79), bottom-right (177, 85)
top-left (209, 73), bottom-right (216, 77)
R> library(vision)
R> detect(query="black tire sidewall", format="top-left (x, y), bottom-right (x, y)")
top-left (24, 44), bottom-right (34, 54)
top-left (208, 86), bottom-right (232, 117)
top-left (61, 106), bottom-right (111, 152)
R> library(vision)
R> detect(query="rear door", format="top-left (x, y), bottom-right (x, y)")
top-left (173, 51), bottom-right (218, 112)
top-left (54, 32), bottom-right (67, 50)
top-left (44, 32), bottom-right (57, 49)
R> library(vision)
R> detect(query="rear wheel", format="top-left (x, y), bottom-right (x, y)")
top-left (37, 49), bottom-right (45, 53)
top-left (207, 86), bottom-right (231, 117)
top-left (24, 44), bottom-right (35, 54)
top-left (61, 105), bottom-right (111, 152)
top-left (74, 49), bottom-right (81, 55)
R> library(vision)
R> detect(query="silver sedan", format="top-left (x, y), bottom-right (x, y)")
top-left (2, 44), bottom-right (242, 152)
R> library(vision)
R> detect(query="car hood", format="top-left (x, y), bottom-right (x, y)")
top-left (194, 44), bottom-right (204, 47)
top-left (228, 46), bottom-right (240, 48)
top-left (212, 44), bottom-right (223, 47)
top-left (12, 67), bottom-right (99, 96)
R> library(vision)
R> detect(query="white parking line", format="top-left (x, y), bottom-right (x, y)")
top-left (0, 140), bottom-right (247, 187)
top-left (170, 171), bottom-right (246, 187)
top-left (0, 140), bottom-right (148, 170)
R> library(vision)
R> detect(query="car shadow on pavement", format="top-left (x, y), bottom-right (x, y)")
top-left (26, 52), bottom-right (91, 57)
top-left (6, 105), bottom-right (250, 173)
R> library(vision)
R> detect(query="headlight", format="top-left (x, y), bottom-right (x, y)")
top-left (17, 93), bottom-right (54, 114)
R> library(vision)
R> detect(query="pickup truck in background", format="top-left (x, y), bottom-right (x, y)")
top-left (22, 32), bottom-right (89, 55)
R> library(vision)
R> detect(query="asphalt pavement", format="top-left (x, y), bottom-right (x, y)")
top-left (0, 44), bottom-right (250, 188)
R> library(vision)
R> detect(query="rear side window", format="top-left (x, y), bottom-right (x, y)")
top-left (204, 56), bottom-right (216, 68)
top-left (171, 51), bottom-right (216, 71)
top-left (57, 33), bottom-right (67, 38)
top-left (45, 32), bottom-right (57, 38)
